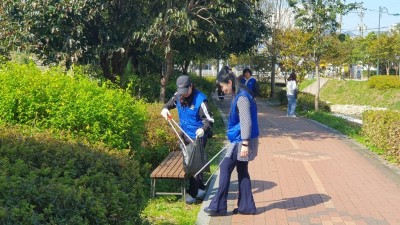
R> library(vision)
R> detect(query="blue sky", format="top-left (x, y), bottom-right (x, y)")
top-left (341, 0), bottom-right (400, 35)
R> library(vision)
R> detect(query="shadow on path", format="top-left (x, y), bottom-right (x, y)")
top-left (255, 193), bottom-right (331, 215)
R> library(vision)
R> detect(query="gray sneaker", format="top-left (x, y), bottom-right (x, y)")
top-left (186, 196), bottom-right (197, 204)
top-left (196, 189), bottom-right (206, 199)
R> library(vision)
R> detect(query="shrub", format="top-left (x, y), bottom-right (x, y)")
top-left (258, 82), bottom-right (271, 98)
top-left (0, 62), bottom-right (147, 150)
top-left (136, 102), bottom-right (180, 168)
top-left (362, 110), bottom-right (400, 162)
top-left (190, 74), bottom-right (215, 97)
top-left (0, 125), bottom-right (147, 225)
top-left (122, 70), bottom-right (215, 103)
top-left (277, 89), bottom-right (288, 105)
top-left (367, 75), bottom-right (400, 90)
top-left (124, 72), bottom-right (164, 103)
top-left (296, 92), bottom-right (331, 112)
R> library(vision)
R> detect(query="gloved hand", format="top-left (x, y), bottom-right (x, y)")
top-left (195, 128), bottom-right (204, 138)
top-left (240, 145), bottom-right (249, 158)
top-left (160, 108), bottom-right (171, 120)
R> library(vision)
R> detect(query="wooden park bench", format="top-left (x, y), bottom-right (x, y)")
top-left (150, 151), bottom-right (186, 200)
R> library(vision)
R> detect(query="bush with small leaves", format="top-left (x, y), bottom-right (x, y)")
top-left (362, 110), bottom-right (400, 162)
top-left (296, 92), bottom-right (331, 112)
top-left (0, 125), bottom-right (147, 225)
top-left (0, 62), bottom-right (147, 150)
top-left (367, 75), bottom-right (400, 90)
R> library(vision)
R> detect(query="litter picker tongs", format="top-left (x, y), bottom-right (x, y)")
top-left (167, 115), bottom-right (194, 152)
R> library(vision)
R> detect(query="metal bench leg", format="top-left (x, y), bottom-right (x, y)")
top-left (151, 178), bottom-right (156, 198)
top-left (181, 179), bottom-right (185, 201)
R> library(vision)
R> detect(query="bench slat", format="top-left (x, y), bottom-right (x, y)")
top-left (151, 151), bottom-right (185, 179)
top-left (159, 151), bottom-right (181, 178)
top-left (150, 151), bottom-right (176, 177)
top-left (163, 152), bottom-right (183, 178)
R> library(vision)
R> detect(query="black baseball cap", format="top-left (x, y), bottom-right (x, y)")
top-left (176, 75), bottom-right (192, 95)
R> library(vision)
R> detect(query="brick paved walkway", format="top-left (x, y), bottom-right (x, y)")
top-left (197, 96), bottom-right (400, 225)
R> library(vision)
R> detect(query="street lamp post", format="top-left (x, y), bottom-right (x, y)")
top-left (377, 6), bottom-right (400, 75)
top-left (377, 6), bottom-right (382, 75)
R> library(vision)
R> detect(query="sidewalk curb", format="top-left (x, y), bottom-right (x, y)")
top-left (196, 98), bottom-right (230, 225)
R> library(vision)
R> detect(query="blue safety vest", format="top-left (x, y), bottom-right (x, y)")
top-left (227, 89), bottom-right (259, 142)
top-left (177, 90), bottom-right (207, 139)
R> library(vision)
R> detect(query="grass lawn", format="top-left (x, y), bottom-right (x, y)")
top-left (298, 79), bottom-right (316, 91)
top-left (320, 79), bottom-right (400, 110)
top-left (141, 196), bottom-right (201, 225)
top-left (141, 101), bottom-right (226, 225)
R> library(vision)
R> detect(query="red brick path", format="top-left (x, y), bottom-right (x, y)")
top-left (197, 97), bottom-right (400, 225)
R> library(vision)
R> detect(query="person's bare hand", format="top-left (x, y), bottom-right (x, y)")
top-left (240, 145), bottom-right (249, 158)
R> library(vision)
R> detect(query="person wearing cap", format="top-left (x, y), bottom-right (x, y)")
top-left (160, 75), bottom-right (214, 204)
top-left (204, 66), bottom-right (259, 216)
top-left (239, 68), bottom-right (258, 97)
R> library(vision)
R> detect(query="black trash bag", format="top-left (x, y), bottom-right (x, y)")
top-left (182, 137), bottom-right (210, 178)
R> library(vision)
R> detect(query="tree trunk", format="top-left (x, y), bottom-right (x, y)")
top-left (270, 55), bottom-right (276, 98)
top-left (100, 52), bottom-right (115, 82)
top-left (315, 59), bottom-right (320, 111)
top-left (216, 59), bottom-right (220, 75)
top-left (385, 63), bottom-right (390, 75)
top-left (65, 58), bottom-right (73, 71)
top-left (182, 60), bottom-right (190, 75)
top-left (160, 48), bottom-right (173, 102)
top-left (199, 60), bottom-right (203, 78)
top-left (111, 50), bottom-right (128, 82)
top-left (131, 53), bottom-right (139, 75)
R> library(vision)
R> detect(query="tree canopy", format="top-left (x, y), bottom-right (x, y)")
top-left (0, 0), bottom-right (267, 101)
top-left (288, 0), bottom-right (359, 110)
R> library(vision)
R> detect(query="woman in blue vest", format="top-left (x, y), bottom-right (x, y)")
top-left (160, 75), bottom-right (214, 204)
top-left (239, 68), bottom-right (258, 97)
top-left (204, 66), bottom-right (259, 216)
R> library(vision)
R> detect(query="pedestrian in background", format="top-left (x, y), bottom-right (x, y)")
top-left (204, 66), bottom-right (259, 216)
top-left (216, 80), bottom-right (225, 101)
top-left (286, 72), bottom-right (298, 117)
top-left (240, 68), bottom-right (258, 97)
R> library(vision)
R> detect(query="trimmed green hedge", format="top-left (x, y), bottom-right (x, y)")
top-left (190, 75), bottom-right (216, 97)
top-left (138, 102), bottom-right (180, 168)
top-left (362, 110), bottom-right (400, 162)
top-left (367, 75), bottom-right (400, 90)
top-left (258, 82), bottom-right (271, 98)
top-left (0, 63), bottom-right (147, 150)
top-left (0, 125), bottom-right (147, 225)
top-left (296, 92), bottom-right (331, 112)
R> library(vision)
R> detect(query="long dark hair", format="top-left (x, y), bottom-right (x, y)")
top-left (288, 72), bottom-right (297, 81)
top-left (217, 66), bottom-right (246, 95)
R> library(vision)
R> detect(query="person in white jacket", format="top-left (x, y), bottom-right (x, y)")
top-left (286, 72), bottom-right (298, 117)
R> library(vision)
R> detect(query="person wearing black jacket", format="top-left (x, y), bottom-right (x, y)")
top-left (161, 75), bottom-right (214, 204)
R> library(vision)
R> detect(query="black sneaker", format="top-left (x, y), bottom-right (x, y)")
top-left (232, 208), bottom-right (256, 215)
top-left (203, 207), bottom-right (227, 216)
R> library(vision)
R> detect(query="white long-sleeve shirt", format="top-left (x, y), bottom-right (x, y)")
top-left (286, 80), bottom-right (297, 96)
